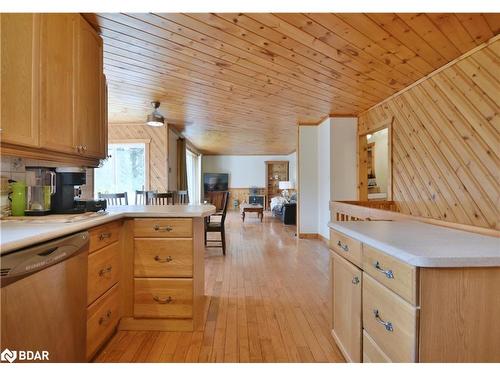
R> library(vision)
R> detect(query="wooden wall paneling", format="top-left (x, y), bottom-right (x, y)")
top-left (108, 124), bottom-right (169, 192)
top-left (391, 93), bottom-right (485, 226)
top-left (84, 12), bottom-right (499, 154)
top-left (410, 84), bottom-right (496, 227)
top-left (358, 38), bottom-right (500, 230)
top-left (357, 134), bottom-right (368, 201)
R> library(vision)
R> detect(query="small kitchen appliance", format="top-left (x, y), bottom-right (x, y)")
top-left (51, 167), bottom-right (106, 214)
top-left (25, 167), bottom-right (56, 216)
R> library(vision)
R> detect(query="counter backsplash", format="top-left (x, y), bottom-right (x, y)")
top-left (0, 156), bottom-right (94, 217)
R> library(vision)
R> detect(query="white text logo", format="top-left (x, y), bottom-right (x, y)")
top-left (0, 348), bottom-right (49, 362)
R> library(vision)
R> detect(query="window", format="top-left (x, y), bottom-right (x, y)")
top-left (186, 148), bottom-right (200, 204)
top-left (94, 143), bottom-right (146, 200)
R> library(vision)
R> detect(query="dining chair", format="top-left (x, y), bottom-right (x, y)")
top-left (98, 192), bottom-right (128, 206)
top-left (149, 192), bottom-right (174, 205)
top-left (205, 191), bottom-right (229, 255)
top-left (177, 190), bottom-right (189, 204)
top-left (135, 190), bottom-right (154, 205)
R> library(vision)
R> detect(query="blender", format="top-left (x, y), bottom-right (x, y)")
top-left (25, 167), bottom-right (56, 215)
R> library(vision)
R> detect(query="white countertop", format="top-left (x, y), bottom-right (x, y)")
top-left (328, 220), bottom-right (500, 267)
top-left (0, 205), bottom-right (216, 255)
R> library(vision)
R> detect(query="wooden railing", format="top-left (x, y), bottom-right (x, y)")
top-left (330, 200), bottom-right (498, 237)
top-left (331, 200), bottom-right (399, 222)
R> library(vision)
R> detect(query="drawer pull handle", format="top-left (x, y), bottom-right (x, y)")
top-left (154, 255), bottom-right (173, 263)
top-left (154, 224), bottom-right (173, 232)
top-left (99, 232), bottom-right (111, 240)
top-left (373, 261), bottom-right (394, 279)
top-left (352, 276), bottom-right (360, 285)
top-left (337, 240), bottom-right (349, 252)
top-left (373, 309), bottom-right (393, 332)
top-left (153, 296), bottom-right (173, 304)
top-left (99, 310), bottom-right (112, 325)
top-left (98, 266), bottom-right (112, 277)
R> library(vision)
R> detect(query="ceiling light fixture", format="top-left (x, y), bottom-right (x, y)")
top-left (146, 101), bottom-right (165, 127)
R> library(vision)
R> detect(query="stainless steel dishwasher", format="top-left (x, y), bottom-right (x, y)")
top-left (1, 232), bottom-right (89, 362)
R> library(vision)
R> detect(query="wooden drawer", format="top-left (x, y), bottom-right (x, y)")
top-left (363, 274), bottom-right (418, 362)
top-left (134, 238), bottom-right (193, 278)
top-left (330, 229), bottom-right (362, 267)
top-left (134, 218), bottom-right (192, 238)
top-left (89, 220), bottom-right (122, 254)
top-left (134, 278), bottom-right (193, 319)
top-left (363, 330), bottom-right (391, 363)
top-left (86, 283), bottom-right (120, 360)
top-left (362, 244), bottom-right (418, 304)
top-left (88, 241), bottom-right (120, 305)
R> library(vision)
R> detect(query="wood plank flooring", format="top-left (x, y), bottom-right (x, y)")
top-left (94, 211), bottom-right (344, 363)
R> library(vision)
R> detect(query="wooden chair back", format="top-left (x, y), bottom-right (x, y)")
top-left (149, 192), bottom-right (174, 205)
top-left (177, 190), bottom-right (189, 204)
top-left (206, 191), bottom-right (228, 212)
top-left (135, 190), bottom-right (155, 205)
top-left (219, 191), bottom-right (230, 224)
top-left (98, 192), bottom-right (128, 206)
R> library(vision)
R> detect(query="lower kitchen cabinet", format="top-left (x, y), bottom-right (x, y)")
top-left (86, 283), bottom-right (120, 360)
top-left (86, 222), bottom-right (122, 361)
top-left (331, 252), bottom-right (362, 362)
top-left (329, 228), bottom-right (500, 363)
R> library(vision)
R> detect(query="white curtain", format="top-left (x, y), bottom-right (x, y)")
top-left (186, 149), bottom-right (200, 204)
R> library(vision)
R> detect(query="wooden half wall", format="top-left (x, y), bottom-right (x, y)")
top-left (358, 37), bottom-right (499, 230)
top-left (108, 123), bottom-right (169, 191)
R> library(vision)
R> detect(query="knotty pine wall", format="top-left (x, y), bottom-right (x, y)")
top-left (358, 38), bottom-right (499, 230)
top-left (108, 124), bottom-right (169, 192)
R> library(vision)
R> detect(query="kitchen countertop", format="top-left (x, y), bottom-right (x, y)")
top-left (0, 204), bottom-right (216, 255)
top-left (328, 220), bottom-right (500, 267)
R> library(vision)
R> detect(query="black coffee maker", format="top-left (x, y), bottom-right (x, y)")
top-left (51, 167), bottom-right (106, 214)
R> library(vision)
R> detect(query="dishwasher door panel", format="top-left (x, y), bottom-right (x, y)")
top-left (1, 250), bottom-right (87, 362)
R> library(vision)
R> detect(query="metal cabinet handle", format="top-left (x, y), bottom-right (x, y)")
top-left (373, 309), bottom-right (393, 332)
top-left (98, 266), bottom-right (112, 277)
top-left (153, 224), bottom-right (173, 232)
top-left (337, 240), bottom-right (349, 252)
top-left (352, 276), bottom-right (360, 285)
top-left (373, 261), bottom-right (394, 279)
top-left (99, 310), bottom-right (112, 325)
top-left (99, 232), bottom-right (111, 241)
top-left (154, 255), bottom-right (173, 263)
top-left (153, 296), bottom-right (173, 304)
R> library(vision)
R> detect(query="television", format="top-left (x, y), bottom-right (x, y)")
top-left (204, 173), bottom-right (229, 192)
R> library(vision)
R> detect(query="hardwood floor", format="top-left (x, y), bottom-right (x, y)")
top-left (94, 211), bottom-right (344, 363)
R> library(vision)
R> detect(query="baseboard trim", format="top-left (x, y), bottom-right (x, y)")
top-left (298, 233), bottom-right (318, 239)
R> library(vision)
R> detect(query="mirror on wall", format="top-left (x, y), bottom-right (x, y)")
top-left (366, 128), bottom-right (388, 201)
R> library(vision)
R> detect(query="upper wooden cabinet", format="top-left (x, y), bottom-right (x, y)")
top-left (0, 13), bottom-right (106, 165)
top-left (39, 13), bottom-right (78, 155)
top-left (0, 14), bottom-right (40, 147)
top-left (75, 16), bottom-right (105, 158)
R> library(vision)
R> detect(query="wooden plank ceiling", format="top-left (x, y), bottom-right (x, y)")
top-left (84, 13), bottom-right (500, 154)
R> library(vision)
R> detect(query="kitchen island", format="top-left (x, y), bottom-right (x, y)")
top-left (327, 220), bottom-right (500, 363)
top-left (0, 204), bottom-right (216, 361)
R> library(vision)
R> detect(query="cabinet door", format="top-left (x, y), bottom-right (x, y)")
top-left (331, 252), bottom-right (362, 362)
top-left (0, 14), bottom-right (40, 147)
top-left (39, 13), bottom-right (78, 154)
top-left (75, 17), bottom-right (104, 158)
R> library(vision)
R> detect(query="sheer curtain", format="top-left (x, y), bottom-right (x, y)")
top-left (186, 149), bottom-right (200, 204)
